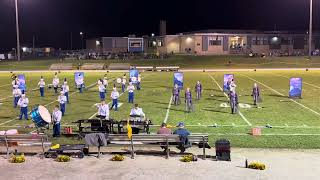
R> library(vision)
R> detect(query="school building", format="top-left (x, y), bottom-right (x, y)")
top-left (86, 30), bottom-right (320, 55)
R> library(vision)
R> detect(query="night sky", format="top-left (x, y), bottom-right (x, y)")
top-left (0, 0), bottom-right (317, 51)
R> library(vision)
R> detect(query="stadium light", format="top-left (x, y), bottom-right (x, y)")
top-left (15, 0), bottom-right (21, 61)
top-left (308, 0), bottom-right (313, 59)
top-left (80, 32), bottom-right (84, 50)
top-left (272, 37), bottom-right (278, 42)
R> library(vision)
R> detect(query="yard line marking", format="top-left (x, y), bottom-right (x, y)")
top-left (276, 74), bottom-right (320, 89)
top-left (0, 96), bottom-right (13, 101)
top-left (0, 83), bottom-right (11, 88)
top-left (163, 96), bottom-right (173, 123)
top-left (285, 123), bottom-right (289, 127)
top-left (0, 82), bottom-right (97, 126)
top-left (208, 74), bottom-right (252, 126)
top-left (241, 74), bottom-right (320, 117)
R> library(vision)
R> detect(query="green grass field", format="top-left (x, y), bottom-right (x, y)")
top-left (1, 70), bottom-right (320, 148)
top-left (2, 55), bottom-right (320, 70)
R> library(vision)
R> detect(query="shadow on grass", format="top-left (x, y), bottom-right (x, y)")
top-left (151, 101), bottom-right (170, 105)
top-left (202, 108), bottom-right (229, 114)
top-left (205, 98), bottom-right (226, 102)
top-left (268, 94), bottom-right (286, 98)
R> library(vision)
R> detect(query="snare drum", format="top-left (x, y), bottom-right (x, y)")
top-left (30, 105), bottom-right (52, 127)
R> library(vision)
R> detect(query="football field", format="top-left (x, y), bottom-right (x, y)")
top-left (1, 70), bottom-right (320, 148)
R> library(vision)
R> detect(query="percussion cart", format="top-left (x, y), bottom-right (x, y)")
top-left (44, 144), bottom-right (88, 159)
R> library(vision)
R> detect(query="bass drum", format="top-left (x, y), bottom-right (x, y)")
top-left (30, 105), bottom-right (52, 127)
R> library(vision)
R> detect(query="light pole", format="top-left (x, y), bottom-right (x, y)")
top-left (80, 32), bottom-right (84, 50)
top-left (308, 0), bottom-right (313, 59)
top-left (15, 0), bottom-right (21, 61)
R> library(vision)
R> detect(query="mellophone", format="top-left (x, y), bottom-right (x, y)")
top-left (30, 105), bottom-right (52, 127)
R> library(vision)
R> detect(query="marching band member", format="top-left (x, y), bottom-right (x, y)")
top-left (38, 76), bottom-right (46, 97)
top-left (121, 75), bottom-right (127, 93)
top-left (12, 85), bottom-right (21, 108)
top-left (76, 74), bottom-right (84, 93)
top-left (185, 87), bottom-right (193, 113)
top-left (58, 91), bottom-right (67, 116)
top-left (195, 81), bottom-right (202, 100)
top-left (18, 94), bottom-right (29, 120)
top-left (172, 84), bottom-right (180, 105)
top-left (136, 73), bottom-right (141, 90)
top-left (12, 76), bottom-right (20, 89)
top-left (110, 87), bottom-right (120, 111)
top-left (229, 79), bottom-right (237, 93)
top-left (52, 105), bottom-right (62, 137)
top-left (52, 74), bottom-right (60, 94)
top-left (252, 83), bottom-right (260, 106)
top-left (230, 90), bottom-right (239, 114)
top-left (95, 100), bottom-right (109, 120)
top-left (127, 82), bottom-right (135, 103)
top-left (98, 81), bottom-right (106, 101)
top-left (130, 103), bottom-right (145, 122)
top-left (61, 81), bottom-right (70, 103)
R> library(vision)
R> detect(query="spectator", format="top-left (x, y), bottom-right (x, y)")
top-left (157, 123), bottom-right (172, 152)
top-left (157, 123), bottom-right (172, 135)
top-left (173, 122), bottom-right (191, 153)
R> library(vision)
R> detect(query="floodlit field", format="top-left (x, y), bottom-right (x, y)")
top-left (1, 70), bottom-right (320, 148)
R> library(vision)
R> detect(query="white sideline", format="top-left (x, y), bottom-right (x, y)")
top-left (208, 74), bottom-right (252, 126)
top-left (163, 96), bottom-right (173, 123)
top-left (241, 74), bottom-right (320, 117)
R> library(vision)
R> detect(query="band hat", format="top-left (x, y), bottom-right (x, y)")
top-left (177, 122), bottom-right (185, 128)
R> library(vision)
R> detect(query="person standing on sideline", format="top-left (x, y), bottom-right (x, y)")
top-left (172, 84), bottom-right (180, 105)
top-left (110, 87), bottom-right (120, 111)
top-left (230, 90), bottom-right (239, 114)
top-left (38, 76), bottom-right (46, 97)
top-left (58, 91), bottom-right (67, 116)
top-left (52, 74), bottom-right (60, 94)
top-left (98, 81), bottom-right (106, 101)
top-left (185, 88), bottom-right (193, 113)
top-left (121, 75), bottom-right (127, 93)
top-left (136, 73), bottom-right (141, 90)
top-left (12, 85), bottom-right (21, 108)
top-left (127, 82), bottom-right (135, 103)
top-left (76, 74), bottom-right (84, 93)
top-left (52, 105), bottom-right (62, 137)
top-left (18, 94), bottom-right (29, 120)
top-left (195, 81), bottom-right (202, 100)
top-left (252, 83), bottom-right (260, 106)
top-left (61, 81), bottom-right (70, 103)
top-left (95, 100), bottom-right (109, 120)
